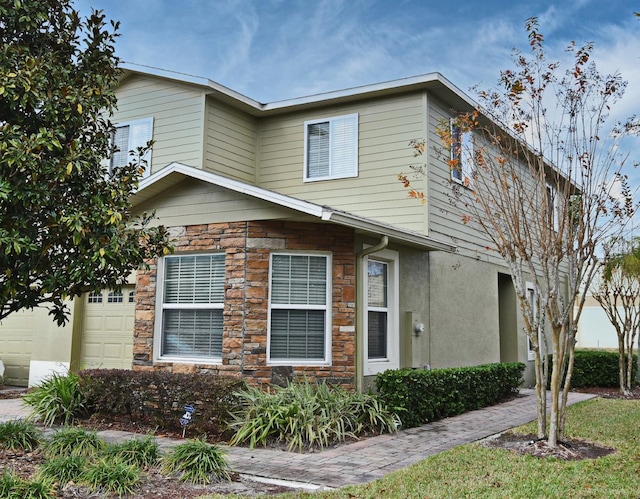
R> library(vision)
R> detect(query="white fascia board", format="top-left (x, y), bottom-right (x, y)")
top-left (136, 163), bottom-right (324, 217)
top-left (326, 212), bottom-right (455, 252)
top-left (135, 163), bottom-right (455, 252)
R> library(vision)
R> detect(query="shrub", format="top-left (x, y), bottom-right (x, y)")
top-left (547, 350), bottom-right (638, 388)
top-left (0, 420), bottom-right (42, 451)
top-left (37, 455), bottom-right (87, 486)
top-left (230, 379), bottom-right (399, 451)
top-left (43, 426), bottom-right (105, 458)
top-left (81, 457), bottom-right (140, 496)
top-left (78, 369), bottom-right (245, 437)
top-left (103, 435), bottom-right (159, 468)
top-left (22, 371), bottom-right (85, 426)
top-left (162, 438), bottom-right (230, 484)
top-left (375, 362), bottom-right (525, 428)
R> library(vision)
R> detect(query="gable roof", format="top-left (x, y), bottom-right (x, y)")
top-left (120, 63), bottom-right (477, 117)
top-left (133, 162), bottom-right (455, 252)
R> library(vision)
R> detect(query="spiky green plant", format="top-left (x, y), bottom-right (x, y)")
top-left (103, 435), bottom-right (159, 468)
top-left (230, 379), bottom-right (399, 451)
top-left (81, 457), bottom-right (140, 496)
top-left (22, 371), bottom-right (85, 426)
top-left (42, 426), bottom-right (104, 458)
top-left (37, 455), bottom-right (87, 486)
top-left (161, 438), bottom-right (230, 484)
top-left (0, 471), bottom-right (55, 499)
top-left (0, 419), bottom-right (42, 451)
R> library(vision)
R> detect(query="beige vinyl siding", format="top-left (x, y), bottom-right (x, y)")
top-left (425, 97), bottom-right (502, 261)
top-left (257, 93), bottom-right (428, 234)
top-left (205, 100), bottom-right (258, 183)
top-left (135, 178), bottom-right (307, 228)
top-left (114, 75), bottom-right (205, 173)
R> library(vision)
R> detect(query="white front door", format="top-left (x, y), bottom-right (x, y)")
top-left (363, 249), bottom-right (399, 375)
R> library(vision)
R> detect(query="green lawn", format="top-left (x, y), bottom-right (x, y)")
top-left (204, 398), bottom-right (640, 498)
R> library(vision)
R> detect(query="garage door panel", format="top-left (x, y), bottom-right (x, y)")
top-left (104, 317), bottom-right (126, 331)
top-left (80, 287), bottom-right (135, 371)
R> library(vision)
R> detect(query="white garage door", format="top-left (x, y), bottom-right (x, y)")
top-left (0, 309), bottom-right (34, 386)
top-left (80, 287), bottom-right (135, 370)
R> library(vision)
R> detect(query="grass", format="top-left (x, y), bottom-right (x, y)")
top-left (81, 457), bottom-right (141, 496)
top-left (103, 434), bottom-right (159, 468)
top-left (201, 398), bottom-right (640, 498)
top-left (162, 438), bottom-right (230, 484)
top-left (42, 426), bottom-right (105, 458)
top-left (0, 419), bottom-right (42, 451)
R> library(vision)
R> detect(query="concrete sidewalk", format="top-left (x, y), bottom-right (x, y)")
top-left (0, 389), bottom-right (596, 490)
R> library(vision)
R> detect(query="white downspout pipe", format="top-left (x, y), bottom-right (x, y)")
top-left (355, 236), bottom-right (389, 391)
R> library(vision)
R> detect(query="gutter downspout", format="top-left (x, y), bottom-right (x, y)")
top-left (355, 236), bottom-right (389, 391)
top-left (357, 236), bottom-right (389, 259)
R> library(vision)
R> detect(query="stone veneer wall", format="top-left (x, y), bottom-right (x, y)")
top-left (133, 221), bottom-right (356, 387)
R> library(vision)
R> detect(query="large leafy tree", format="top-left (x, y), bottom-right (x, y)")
top-left (400, 18), bottom-right (637, 447)
top-left (0, 0), bottom-right (170, 325)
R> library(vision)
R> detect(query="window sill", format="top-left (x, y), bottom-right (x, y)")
top-left (303, 174), bottom-right (358, 183)
top-left (268, 359), bottom-right (330, 367)
top-left (154, 356), bottom-right (222, 365)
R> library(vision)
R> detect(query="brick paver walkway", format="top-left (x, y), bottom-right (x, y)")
top-left (0, 388), bottom-right (595, 490)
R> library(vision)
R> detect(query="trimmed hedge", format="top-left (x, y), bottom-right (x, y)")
top-left (547, 350), bottom-right (638, 388)
top-left (78, 370), bottom-right (246, 438)
top-left (375, 362), bottom-right (525, 429)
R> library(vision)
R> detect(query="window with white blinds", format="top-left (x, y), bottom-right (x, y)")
top-left (367, 260), bottom-right (388, 360)
top-left (450, 120), bottom-right (473, 186)
top-left (268, 253), bottom-right (331, 363)
top-left (159, 254), bottom-right (225, 360)
top-left (304, 114), bottom-right (358, 181)
top-left (110, 117), bottom-right (153, 177)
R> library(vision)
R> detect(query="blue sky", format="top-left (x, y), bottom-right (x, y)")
top-left (73, 0), bottom-right (639, 109)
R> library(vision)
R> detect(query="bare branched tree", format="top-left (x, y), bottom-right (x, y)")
top-left (401, 18), bottom-right (638, 447)
top-left (591, 238), bottom-right (640, 395)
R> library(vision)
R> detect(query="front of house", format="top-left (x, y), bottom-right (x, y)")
top-left (0, 66), bottom-right (545, 389)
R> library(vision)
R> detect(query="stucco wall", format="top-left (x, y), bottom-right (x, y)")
top-left (428, 251), bottom-right (501, 368)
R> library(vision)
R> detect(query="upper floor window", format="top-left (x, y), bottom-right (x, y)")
top-left (546, 182), bottom-right (559, 231)
top-left (268, 253), bottom-right (332, 365)
top-left (526, 281), bottom-right (538, 361)
top-left (304, 114), bottom-right (358, 181)
top-left (110, 117), bottom-right (154, 177)
top-left (450, 120), bottom-right (473, 186)
top-left (155, 253), bottom-right (225, 362)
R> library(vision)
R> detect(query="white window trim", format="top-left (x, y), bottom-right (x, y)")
top-left (153, 254), bottom-right (224, 365)
top-left (303, 113), bottom-right (358, 182)
top-left (267, 251), bottom-right (333, 366)
top-left (110, 117), bottom-right (154, 178)
top-left (364, 248), bottom-right (399, 376)
top-left (450, 119), bottom-right (473, 187)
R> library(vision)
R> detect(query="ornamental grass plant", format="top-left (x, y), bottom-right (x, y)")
top-left (42, 426), bottom-right (105, 458)
top-left (81, 457), bottom-right (141, 496)
top-left (230, 378), bottom-right (399, 451)
top-left (103, 435), bottom-right (159, 468)
top-left (22, 371), bottom-right (85, 426)
top-left (0, 419), bottom-right (42, 451)
top-left (161, 438), bottom-right (231, 484)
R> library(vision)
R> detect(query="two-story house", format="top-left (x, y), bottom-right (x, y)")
top-left (0, 65), bottom-right (538, 389)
